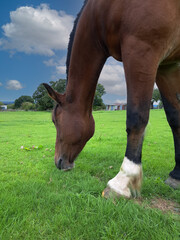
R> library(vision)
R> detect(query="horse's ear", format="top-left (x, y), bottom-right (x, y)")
top-left (43, 83), bottom-right (64, 104)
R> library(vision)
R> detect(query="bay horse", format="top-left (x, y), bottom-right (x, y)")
top-left (44, 0), bottom-right (180, 198)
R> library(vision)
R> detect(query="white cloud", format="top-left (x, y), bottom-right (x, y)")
top-left (0, 82), bottom-right (2, 86)
top-left (44, 56), bottom-right (67, 79)
top-left (1, 4), bottom-right (74, 56)
top-left (115, 99), bottom-right (127, 104)
top-left (44, 57), bottom-right (127, 99)
top-left (154, 83), bottom-right (158, 89)
top-left (56, 65), bottom-right (66, 75)
top-left (43, 58), bottom-right (56, 67)
top-left (99, 58), bottom-right (126, 97)
top-left (6, 80), bottom-right (23, 90)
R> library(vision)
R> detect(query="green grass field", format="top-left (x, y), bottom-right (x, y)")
top-left (0, 110), bottom-right (179, 240)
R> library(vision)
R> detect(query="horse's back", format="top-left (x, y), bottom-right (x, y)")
top-left (87, 0), bottom-right (180, 63)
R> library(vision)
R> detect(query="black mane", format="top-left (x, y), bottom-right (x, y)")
top-left (66, 0), bottom-right (88, 80)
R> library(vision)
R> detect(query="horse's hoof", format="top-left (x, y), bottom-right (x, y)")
top-left (165, 177), bottom-right (180, 189)
top-left (102, 186), bottom-right (140, 199)
top-left (102, 157), bottom-right (142, 199)
top-left (102, 187), bottom-right (121, 199)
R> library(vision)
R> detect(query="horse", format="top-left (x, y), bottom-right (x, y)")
top-left (43, 0), bottom-right (180, 198)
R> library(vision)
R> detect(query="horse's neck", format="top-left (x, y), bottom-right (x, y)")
top-left (66, 23), bottom-right (107, 115)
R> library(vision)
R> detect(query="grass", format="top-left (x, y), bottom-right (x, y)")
top-left (0, 110), bottom-right (179, 240)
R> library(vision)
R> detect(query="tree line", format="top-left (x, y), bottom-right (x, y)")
top-left (3, 80), bottom-right (163, 111)
top-left (9, 79), bottom-right (106, 111)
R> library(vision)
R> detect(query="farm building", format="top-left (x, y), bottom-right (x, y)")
top-left (106, 103), bottom-right (127, 111)
top-left (0, 105), bottom-right (7, 110)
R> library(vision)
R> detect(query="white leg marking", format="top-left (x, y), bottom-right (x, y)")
top-left (107, 157), bottom-right (143, 198)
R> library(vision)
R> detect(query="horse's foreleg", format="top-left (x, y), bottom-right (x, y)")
top-left (103, 42), bottom-right (158, 198)
top-left (157, 66), bottom-right (180, 189)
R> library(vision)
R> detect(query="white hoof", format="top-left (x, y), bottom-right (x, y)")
top-left (103, 157), bottom-right (142, 198)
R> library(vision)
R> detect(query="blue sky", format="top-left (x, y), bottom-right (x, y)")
top-left (0, 0), bottom-right (126, 103)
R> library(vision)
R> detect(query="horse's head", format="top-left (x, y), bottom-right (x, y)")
top-left (43, 84), bottom-right (95, 170)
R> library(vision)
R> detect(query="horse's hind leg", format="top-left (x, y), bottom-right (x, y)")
top-left (156, 65), bottom-right (180, 189)
top-left (103, 40), bottom-right (159, 198)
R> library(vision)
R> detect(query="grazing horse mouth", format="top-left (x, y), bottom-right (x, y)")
top-left (56, 157), bottom-right (75, 171)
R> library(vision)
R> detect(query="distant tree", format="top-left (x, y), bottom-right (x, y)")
top-left (33, 83), bottom-right (53, 110)
top-left (14, 96), bottom-right (34, 109)
top-left (151, 88), bottom-right (162, 109)
top-left (7, 104), bottom-right (15, 110)
top-left (21, 102), bottom-right (36, 111)
top-left (93, 83), bottom-right (106, 110)
top-left (0, 102), bottom-right (4, 111)
top-left (50, 80), bottom-right (66, 93)
top-left (158, 101), bottom-right (164, 109)
top-left (152, 89), bottom-right (161, 102)
top-left (33, 79), bottom-right (66, 110)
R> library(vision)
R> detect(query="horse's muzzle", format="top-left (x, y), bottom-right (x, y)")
top-left (56, 158), bottom-right (74, 171)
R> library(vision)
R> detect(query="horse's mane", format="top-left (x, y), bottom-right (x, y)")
top-left (66, 0), bottom-right (88, 80)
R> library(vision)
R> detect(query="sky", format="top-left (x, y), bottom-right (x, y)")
top-left (0, 0), bottom-right (126, 104)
